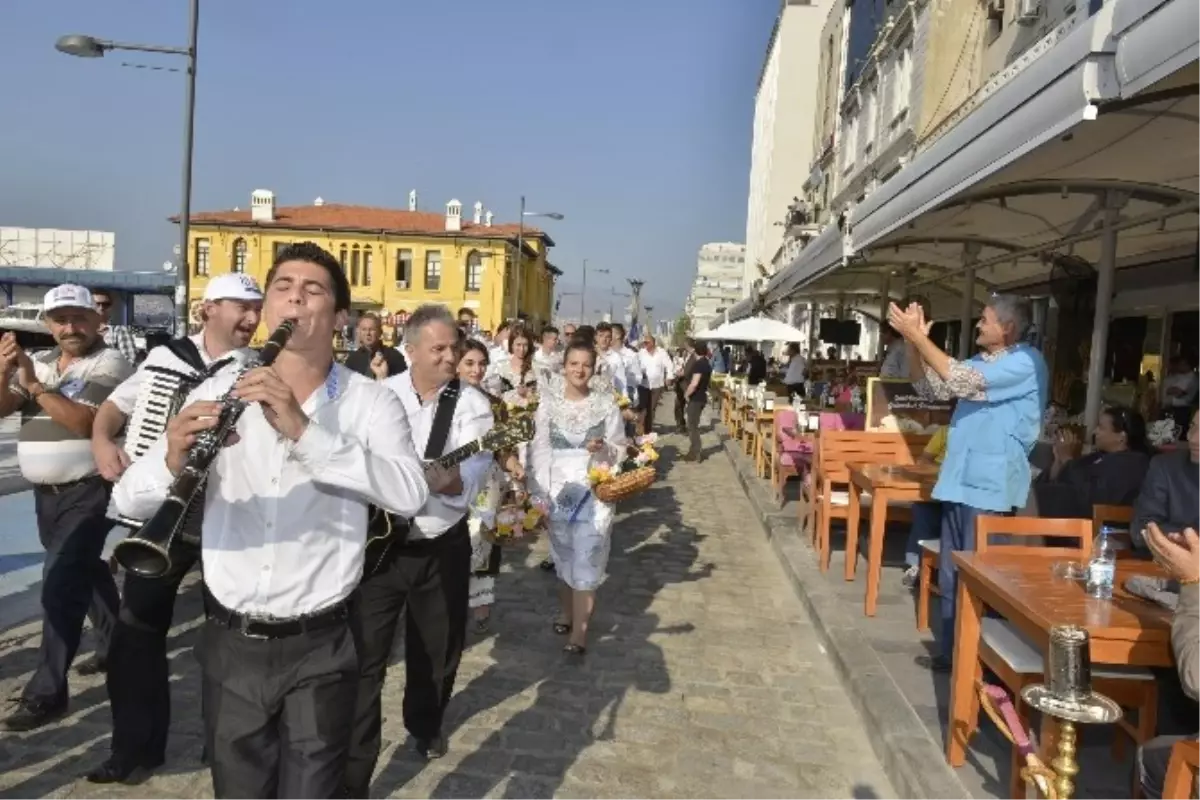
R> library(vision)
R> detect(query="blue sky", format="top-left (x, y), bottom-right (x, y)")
top-left (0, 0), bottom-right (777, 319)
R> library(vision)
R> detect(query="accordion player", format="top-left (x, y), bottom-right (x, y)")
top-left (102, 337), bottom-right (242, 539)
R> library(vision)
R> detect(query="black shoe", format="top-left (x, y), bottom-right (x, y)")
top-left (86, 755), bottom-right (164, 784)
top-left (538, 558), bottom-right (555, 572)
top-left (1, 698), bottom-right (67, 732)
top-left (915, 653), bottom-right (952, 673)
top-left (75, 656), bottom-right (108, 676)
top-left (415, 735), bottom-right (447, 760)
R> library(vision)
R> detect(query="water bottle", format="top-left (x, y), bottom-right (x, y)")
top-left (1086, 527), bottom-right (1117, 600)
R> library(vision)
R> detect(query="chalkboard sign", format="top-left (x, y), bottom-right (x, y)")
top-left (865, 377), bottom-right (954, 434)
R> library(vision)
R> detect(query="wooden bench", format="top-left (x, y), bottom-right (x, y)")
top-left (810, 430), bottom-right (929, 572)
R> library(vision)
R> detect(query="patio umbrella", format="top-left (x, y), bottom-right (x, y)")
top-left (693, 315), bottom-right (806, 343)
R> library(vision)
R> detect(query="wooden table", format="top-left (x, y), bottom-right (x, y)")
top-left (946, 552), bottom-right (1173, 768)
top-left (847, 463), bottom-right (937, 614)
top-left (752, 409), bottom-right (775, 477)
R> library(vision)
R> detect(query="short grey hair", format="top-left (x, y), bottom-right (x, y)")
top-left (987, 294), bottom-right (1032, 342)
top-left (404, 304), bottom-right (457, 342)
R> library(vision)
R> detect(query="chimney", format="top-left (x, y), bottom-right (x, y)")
top-left (445, 199), bottom-right (462, 232)
top-left (408, 189), bottom-right (418, 212)
top-left (472, 201), bottom-right (483, 225)
top-left (314, 196), bottom-right (325, 206)
top-left (484, 210), bottom-right (494, 228)
top-left (251, 189), bottom-right (275, 222)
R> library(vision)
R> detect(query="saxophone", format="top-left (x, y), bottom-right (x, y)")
top-left (114, 319), bottom-right (296, 578)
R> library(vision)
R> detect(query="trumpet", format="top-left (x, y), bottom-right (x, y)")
top-left (114, 319), bottom-right (296, 578)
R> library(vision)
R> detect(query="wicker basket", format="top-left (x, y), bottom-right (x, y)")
top-left (593, 466), bottom-right (656, 503)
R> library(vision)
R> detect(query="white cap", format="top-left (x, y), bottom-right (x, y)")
top-left (43, 284), bottom-right (96, 313)
top-left (203, 274), bottom-right (263, 302)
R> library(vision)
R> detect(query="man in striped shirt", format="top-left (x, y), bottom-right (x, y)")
top-left (0, 284), bottom-right (134, 731)
top-left (93, 289), bottom-right (139, 366)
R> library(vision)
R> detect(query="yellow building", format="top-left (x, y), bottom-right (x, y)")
top-left (180, 190), bottom-right (560, 341)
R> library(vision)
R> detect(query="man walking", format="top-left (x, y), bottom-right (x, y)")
top-left (636, 334), bottom-right (673, 435)
top-left (682, 340), bottom-right (713, 461)
top-left (0, 284), bottom-right (133, 731)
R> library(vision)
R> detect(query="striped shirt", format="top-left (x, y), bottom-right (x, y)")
top-left (13, 343), bottom-right (134, 485)
top-left (103, 324), bottom-right (140, 365)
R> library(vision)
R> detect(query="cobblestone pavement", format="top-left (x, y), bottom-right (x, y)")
top-left (0, 412), bottom-right (893, 798)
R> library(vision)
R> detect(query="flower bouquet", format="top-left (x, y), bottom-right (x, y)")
top-left (1148, 418), bottom-right (1179, 448)
top-left (484, 491), bottom-right (549, 545)
top-left (587, 434), bottom-right (658, 503)
top-left (502, 386), bottom-right (539, 417)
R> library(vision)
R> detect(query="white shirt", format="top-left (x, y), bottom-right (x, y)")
top-left (1163, 371), bottom-right (1198, 408)
top-left (599, 349), bottom-right (627, 396)
top-left (621, 346), bottom-right (643, 392)
top-left (784, 354), bottom-right (807, 384)
top-left (113, 364), bottom-right (428, 617)
top-left (638, 347), bottom-right (674, 390)
top-left (383, 371), bottom-right (495, 540)
top-left (108, 332), bottom-right (255, 417)
top-left (532, 346), bottom-right (561, 375)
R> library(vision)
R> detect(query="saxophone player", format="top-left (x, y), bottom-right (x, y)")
top-left (86, 273), bottom-right (263, 785)
top-left (113, 242), bottom-right (428, 799)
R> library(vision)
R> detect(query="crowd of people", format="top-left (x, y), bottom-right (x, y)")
top-left (0, 241), bottom-right (721, 799)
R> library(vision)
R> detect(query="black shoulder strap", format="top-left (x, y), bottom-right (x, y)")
top-left (424, 378), bottom-right (460, 460)
top-left (164, 336), bottom-right (207, 374)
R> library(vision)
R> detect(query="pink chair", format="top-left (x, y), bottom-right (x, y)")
top-left (770, 409), bottom-right (812, 504)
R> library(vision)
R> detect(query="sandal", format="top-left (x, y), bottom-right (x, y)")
top-left (552, 621), bottom-right (572, 635)
top-left (562, 643), bottom-right (587, 656)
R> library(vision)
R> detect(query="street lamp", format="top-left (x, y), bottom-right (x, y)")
top-left (56, 0), bottom-right (199, 336)
top-left (512, 195), bottom-right (564, 321)
top-left (580, 259), bottom-right (608, 324)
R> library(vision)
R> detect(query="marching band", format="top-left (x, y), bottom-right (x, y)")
top-left (0, 240), bottom-right (644, 799)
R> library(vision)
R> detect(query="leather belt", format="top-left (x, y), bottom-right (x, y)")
top-left (203, 588), bottom-right (349, 640)
top-left (36, 474), bottom-right (104, 495)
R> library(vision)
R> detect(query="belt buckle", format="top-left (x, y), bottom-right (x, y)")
top-left (237, 614), bottom-right (271, 640)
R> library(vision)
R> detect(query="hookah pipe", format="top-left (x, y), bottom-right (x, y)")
top-left (977, 682), bottom-right (1059, 799)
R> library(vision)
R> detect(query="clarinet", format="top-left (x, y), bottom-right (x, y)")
top-left (114, 319), bottom-right (296, 578)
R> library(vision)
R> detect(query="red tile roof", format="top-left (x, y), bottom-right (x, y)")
top-left (174, 203), bottom-right (555, 246)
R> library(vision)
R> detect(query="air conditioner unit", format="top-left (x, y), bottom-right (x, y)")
top-left (1016, 0), bottom-right (1041, 23)
top-left (396, 279), bottom-right (408, 289)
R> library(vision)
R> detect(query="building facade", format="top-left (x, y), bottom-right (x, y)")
top-left (686, 242), bottom-right (746, 332)
top-left (743, 0), bottom-right (836, 298)
top-left (183, 190), bottom-right (560, 339)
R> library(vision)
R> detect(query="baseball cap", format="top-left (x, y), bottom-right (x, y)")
top-left (43, 284), bottom-right (96, 313)
top-left (203, 274), bottom-right (264, 302)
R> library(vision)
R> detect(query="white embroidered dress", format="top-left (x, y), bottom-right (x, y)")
top-left (529, 383), bottom-right (625, 590)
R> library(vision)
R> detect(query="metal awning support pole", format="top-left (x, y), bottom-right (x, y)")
top-left (808, 301), bottom-right (819, 355)
top-left (1083, 192), bottom-right (1124, 435)
top-left (877, 272), bottom-right (891, 359)
top-left (958, 243), bottom-right (981, 358)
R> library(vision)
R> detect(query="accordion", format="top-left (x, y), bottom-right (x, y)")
top-left (106, 340), bottom-right (233, 546)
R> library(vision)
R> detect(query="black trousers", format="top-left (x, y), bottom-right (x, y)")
top-left (685, 398), bottom-right (705, 458)
top-left (105, 539), bottom-right (200, 765)
top-left (200, 603), bottom-right (358, 799)
top-left (673, 383), bottom-right (688, 429)
top-left (344, 521), bottom-right (471, 795)
top-left (24, 476), bottom-right (119, 707)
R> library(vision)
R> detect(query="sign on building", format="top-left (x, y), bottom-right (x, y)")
top-left (0, 228), bottom-right (116, 271)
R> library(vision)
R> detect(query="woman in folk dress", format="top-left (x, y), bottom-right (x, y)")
top-left (528, 339), bottom-right (626, 655)
top-left (458, 339), bottom-right (524, 632)
top-left (485, 325), bottom-right (539, 396)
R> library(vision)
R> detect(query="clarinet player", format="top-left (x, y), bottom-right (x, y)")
top-left (113, 243), bottom-right (428, 799)
top-left (87, 273), bottom-right (263, 784)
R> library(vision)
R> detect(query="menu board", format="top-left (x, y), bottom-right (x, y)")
top-left (865, 377), bottom-right (954, 434)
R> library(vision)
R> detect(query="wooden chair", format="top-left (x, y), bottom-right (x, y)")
top-left (964, 515), bottom-right (1158, 799)
top-left (1164, 738), bottom-right (1200, 800)
top-left (811, 431), bottom-right (929, 572)
top-left (767, 410), bottom-right (811, 504)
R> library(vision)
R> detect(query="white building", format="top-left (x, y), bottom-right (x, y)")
top-left (742, 0), bottom-right (835, 298)
top-left (686, 242), bottom-right (746, 333)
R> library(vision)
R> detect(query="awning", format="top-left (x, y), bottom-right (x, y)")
top-left (726, 296), bottom-right (754, 323)
top-left (1113, 0), bottom-right (1199, 97)
top-left (848, 6), bottom-right (1121, 251)
top-left (761, 225), bottom-right (846, 305)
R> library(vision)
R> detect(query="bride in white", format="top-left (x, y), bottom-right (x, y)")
top-left (528, 339), bottom-right (626, 655)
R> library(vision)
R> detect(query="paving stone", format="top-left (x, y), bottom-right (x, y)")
top-left (0, 408), bottom-right (892, 798)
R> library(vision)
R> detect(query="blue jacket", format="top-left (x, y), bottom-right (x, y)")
top-left (933, 344), bottom-right (1049, 512)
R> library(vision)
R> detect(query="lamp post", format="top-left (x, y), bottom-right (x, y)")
top-left (580, 259), bottom-right (608, 324)
top-left (512, 196), bottom-right (564, 322)
top-left (56, 0), bottom-right (199, 336)
top-left (609, 286), bottom-right (631, 321)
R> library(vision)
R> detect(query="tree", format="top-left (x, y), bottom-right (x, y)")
top-left (671, 312), bottom-right (692, 348)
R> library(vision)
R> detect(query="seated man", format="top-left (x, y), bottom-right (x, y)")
top-left (1132, 409), bottom-right (1199, 551)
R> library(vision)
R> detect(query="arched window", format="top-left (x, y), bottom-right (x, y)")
top-left (232, 238), bottom-right (248, 273)
top-left (339, 246), bottom-right (348, 272)
top-left (466, 250), bottom-right (483, 293)
top-left (362, 246), bottom-right (373, 286)
top-left (350, 246), bottom-right (361, 286)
